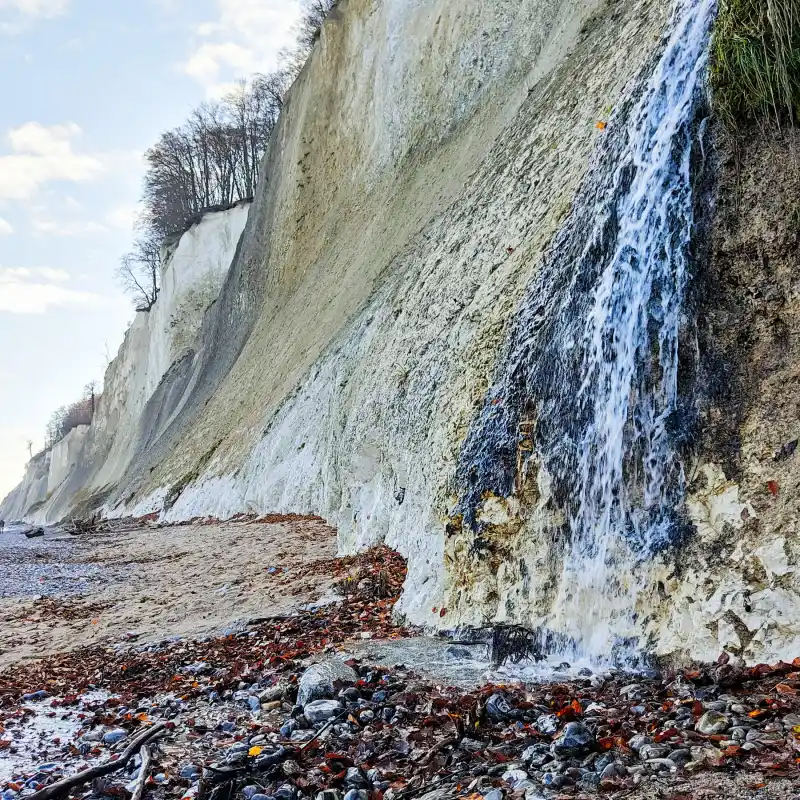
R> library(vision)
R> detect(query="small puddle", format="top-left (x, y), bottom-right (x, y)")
top-left (342, 636), bottom-right (610, 689)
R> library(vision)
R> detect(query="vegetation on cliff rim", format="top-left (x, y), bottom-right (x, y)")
top-left (711, 0), bottom-right (800, 124)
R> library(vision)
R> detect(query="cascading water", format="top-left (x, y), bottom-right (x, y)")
top-left (456, 0), bottom-right (716, 662)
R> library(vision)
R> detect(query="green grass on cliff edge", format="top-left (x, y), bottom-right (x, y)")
top-left (711, 0), bottom-right (800, 125)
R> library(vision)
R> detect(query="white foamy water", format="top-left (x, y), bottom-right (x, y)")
top-left (546, 0), bottom-right (716, 658)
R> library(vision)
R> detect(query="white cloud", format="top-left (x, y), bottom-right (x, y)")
top-left (32, 217), bottom-right (108, 236)
top-left (180, 0), bottom-right (300, 92)
top-left (0, 216), bottom-right (13, 235)
top-left (0, 122), bottom-right (105, 200)
top-left (0, 0), bottom-right (68, 17)
top-left (0, 265), bottom-right (100, 314)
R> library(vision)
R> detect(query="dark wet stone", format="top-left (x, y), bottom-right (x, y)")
top-left (551, 722), bottom-right (595, 757)
top-left (579, 772), bottom-right (601, 793)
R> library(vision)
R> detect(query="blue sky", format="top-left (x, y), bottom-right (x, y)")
top-left (0, 0), bottom-right (302, 497)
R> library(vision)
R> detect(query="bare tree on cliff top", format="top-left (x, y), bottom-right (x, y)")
top-left (117, 235), bottom-right (161, 312)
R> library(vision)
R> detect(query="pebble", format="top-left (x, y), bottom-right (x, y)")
top-left (248, 696), bottom-right (262, 712)
top-left (345, 768), bottom-right (368, 788)
top-left (627, 734), bottom-right (652, 751)
top-left (316, 793), bottom-right (343, 800)
top-left (578, 772), bottom-right (601, 793)
top-left (102, 729), bottom-right (128, 745)
top-left (502, 769), bottom-right (528, 787)
top-left (487, 693), bottom-right (514, 721)
top-left (482, 790), bottom-right (504, 800)
top-left (535, 714), bottom-right (559, 735)
top-left (696, 711), bottom-right (729, 735)
top-left (342, 792), bottom-right (367, 800)
top-left (305, 699), bottom-right (343, 723)
top-left (551, 722), bottom-right (595, 757)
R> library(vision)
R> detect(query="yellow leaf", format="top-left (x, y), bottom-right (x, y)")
top-left (596, 120), bottom-right (607, 131)
top-left (248, 746), bottom-right (263, 757)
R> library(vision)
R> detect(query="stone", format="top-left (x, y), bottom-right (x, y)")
top-left (248, 696), bottom-right (262, 712)
top-left (638, 744), bottom-right (671, 760)
top-left (627, 734), bottom-right (652, 752)
top-left (298, 661), bottom-right (359, 707)
top-left (280, 719), bottom-right (298, 738)
top-left (274, 787), bottom-right (297, 800)
top-left (316, 793), bottom-right (343, 800)
top-left (345, 767), bottom-right (369, 788)
top-left (102, 729), bottom-right (128, 745)
top-left (343, 792), bottom-right (368, 800)
top-left (668, 749), bottom-right (691, 767)
top-left (282, 760), bottom-right (302, 777)
top-left (482, 791), bottom-right (503, 800)
top-left (594, 753), bottom-right (614, 773)
top-left (551, 722), bottom-right (595, 757)
top-left (262, 701), bottom-right (282, 712)
top-left (600, 762), bottom-right (626, 780)
top-left (254, 747), bottom-right (286, 770)
top-left (305, 699), bottom-right (343, 723)
top-left (486, 693), bottom-right (514, 721)
top-left (579, 772), bottom-right (601, 793)
top-left (696, 711), bottom-right (729, 735)
top-left (445, 645), bottom-right (474, 660)
top-left (502, 769), bottom-right (528, 786)
top-left (536, 714), bottom-right (559, 735)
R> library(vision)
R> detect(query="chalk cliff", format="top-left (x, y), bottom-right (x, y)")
top-left (3, 0), bottom-right (800, 666)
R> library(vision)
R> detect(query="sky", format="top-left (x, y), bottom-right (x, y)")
top-left (0, 0), bottom-right (303, 499)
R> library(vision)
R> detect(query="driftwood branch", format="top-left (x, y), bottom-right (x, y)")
top-left (130, 744), bottom-right (153, 800)
top-left (29, 723), bottom-right (167, 800)
top-left (299, 709), bottom-right (348, 751)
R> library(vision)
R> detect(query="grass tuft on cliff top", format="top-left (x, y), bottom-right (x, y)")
top-left (711, 0), bottom-right (800, 125)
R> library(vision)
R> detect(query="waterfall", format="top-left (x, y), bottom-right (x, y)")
top-left (457, 0), bottom-right (717, 661)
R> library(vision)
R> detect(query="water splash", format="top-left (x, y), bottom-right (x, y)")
top-left (457, 0), bottom-right (716, 662)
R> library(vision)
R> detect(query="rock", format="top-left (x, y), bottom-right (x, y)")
top-left (343, 792), bottom-right (368, 800)
top-left (600, 762), bottom-right (626, 780)
top-left (259, 684), bottom-right (286, 703)
top-left (275, 787), bottom-right (297, 800)
top-left (359, 710), bottom-right (375, 723)
top-left (579, 772), bottom-right (601, 793)
top-left (668, 749), bottom-right (691, 767)
top-left (180, 764), bottom-right (201, 779)
top-left (551, 722), bottom-right (595, 757)
top-left (250, 795), bottom-right (272, 800)
top-left (305, 699), bottom-right (343, 723)
top-left (445, 645), bottom-right (474, 660)
top-left (242, 787), bottom-right (260, 800)
top-left (102, 729), bottom-right (128, 745)
top-left (280, 719), bottom-right (298, 738)
top-left (536, 714), bottom-right (559, 735)
top-left (638, 744), bottom-right (671, 760)
top-left (345, 767), bottom-right (369, 788)
top-left (22, 690), bottom-right (50, 701)
top-left (226, 742), bottom-right (250, 764)
top-left (254, 747), bottom-right (286, 770)
top-left (487, 693), bottom-right (514, 721)
top-left (316, 793), bottom-right (343, 800)
top-left (627, 734), bottom-right (653, 752)
top-left (298, 660), bottom-right (359, 707)
top-left (502, 769), bottom-right (528, 786)
top-left (262, 701), bottom-right (282, 712)
top-left (482, 791), bottom-right (504, 800)
top-left (248, 695), bottom-right (262, 712)
top-left (594, 753), bottom-right (614, 773)
top-left (696, 711), bottom-right (729, 735)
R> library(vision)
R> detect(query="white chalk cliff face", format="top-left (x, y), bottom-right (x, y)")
top-left (1, 204), bottom-right (249, 526)
top-left (4, 0), bottom-right (800, 666)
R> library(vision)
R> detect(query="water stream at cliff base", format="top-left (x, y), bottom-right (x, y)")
top-left (457, 0), bottom-right (716, 664)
